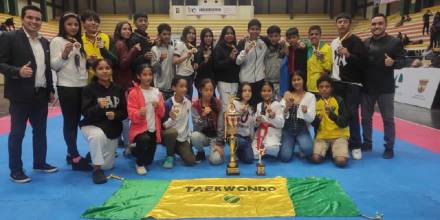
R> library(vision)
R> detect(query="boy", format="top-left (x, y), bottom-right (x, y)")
top-left (129, 12), bottom-right (153, 70)
top-left (330, 13), bottom-right (367, 160)
top-left (161, 76), bottom-right (196, 168)
top-left (311, 75), bottom-right (349, 167)
top-left (81, 10), bottom-right (117, 80)
top-left (280, 27), bottom-right (307, 95)
top-left (236, 19), bottom-right (267, 106)
top-left (306, 25), bottom-right (332, 94)
top-left (151, 23), bottom-right (175, 100)
top-left (264, 25), bottom-right (287, 99)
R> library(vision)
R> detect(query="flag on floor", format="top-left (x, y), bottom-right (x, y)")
top-left (82, 177), bottom-right (359, 219)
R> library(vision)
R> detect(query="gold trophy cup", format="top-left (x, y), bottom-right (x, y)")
top-left (256, 151), bottom-right (265, 176)
top-left (225, 95), bottom-right (241, 175)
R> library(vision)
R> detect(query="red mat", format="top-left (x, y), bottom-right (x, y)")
top-left (372, 112), bottom-right (440, 153)
top-left (0, 107), bottom-right (61, 135)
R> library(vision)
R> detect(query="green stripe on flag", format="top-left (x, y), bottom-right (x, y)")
top-left (81, 180), bottom-right (170, 220)
top-left (286, 177), bottom-right (360, 217)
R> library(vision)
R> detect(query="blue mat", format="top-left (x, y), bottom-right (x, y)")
top-left (0, 114), bottom-right (439, 220)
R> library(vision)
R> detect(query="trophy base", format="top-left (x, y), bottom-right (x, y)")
top-left (256, 163), bottom-right (265, 176)
top-left (226, 165), bottom-right (240, 176)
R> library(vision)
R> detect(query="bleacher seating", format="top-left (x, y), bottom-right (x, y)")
top-left (0, 13), bottom-right (58, 39)
top-left (352, 5), bottom-right (440, 50)
top-left (99, 13), bottom-right (339, 42)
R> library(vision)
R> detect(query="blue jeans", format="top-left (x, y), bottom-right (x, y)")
top-left (279, 128), bottom-right (313, 162)
top-left (236, 135), bottom-right (254, 164)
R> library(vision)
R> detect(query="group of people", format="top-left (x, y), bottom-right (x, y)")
top-left (0, 5), bottom-right (405, 184)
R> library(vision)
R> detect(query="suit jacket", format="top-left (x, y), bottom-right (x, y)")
top-left (0, 28), bottom-right (54, 102)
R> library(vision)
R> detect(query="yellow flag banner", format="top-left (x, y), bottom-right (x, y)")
top-left (82, 177), bottom-right (360, 219)
top-left (147, 177), bottom-right (295, 219)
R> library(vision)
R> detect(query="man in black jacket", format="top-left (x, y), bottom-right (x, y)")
top-left (330, 13), bottom-right (367, 160)
top-left (362, 13), bottom-right (405, 159)
top-left (0, 5), bottom-right (58, 183)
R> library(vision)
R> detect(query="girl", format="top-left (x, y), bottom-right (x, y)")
top-left (127, 64), bottom-right (165, 175)
top-left (50, 12), bottom-right (90, 171)
top-left (213, 26), bottom-right (240, 111)
top-left (252, 81), bottom-right (285, 160)
top-left (173, 26), bottom-right (197, 100)
top-left (279, 73), bottom-right (316, 162)
top-left (113, 21), bottom-right (141, 151)
top-left (235, 83), bottom-right (255, 164)
top-left (161, 76), bottom-right (196, 168)
top-left (194, 28), bottom-right (215, 92)
top-left (190, 79), bottom-right (223, 165)
top-left (80, 59), bottom-right (127, 184)
top-left (113, 21), bottom-right (141, 89)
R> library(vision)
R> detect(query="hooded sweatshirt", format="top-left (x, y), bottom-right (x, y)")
top-left (80, 81), bottom-right (127, 139)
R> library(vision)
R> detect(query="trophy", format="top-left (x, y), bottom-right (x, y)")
top-left (225, 95), bottom-right (241, 176)
top-left (255, 125), bottom-right (266, 176)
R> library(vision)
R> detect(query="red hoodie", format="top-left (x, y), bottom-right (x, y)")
top-left (127, 82), bottom-right (165, 143)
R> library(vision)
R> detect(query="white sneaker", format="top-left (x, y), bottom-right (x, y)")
top-left (135, 165), bottom-right (147, 175)
top-left (352, 149), bottom-right (362, 160)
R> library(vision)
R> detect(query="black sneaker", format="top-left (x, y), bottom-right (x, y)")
top-left (361, 143), bottom-right (373, 152)
top-left (383, 148), bottom-right (394, 159)
top-left (10, 170), bottom-right (31, 183)
top-left (33, 164), bottom-right (58, 173)
top-left (195, 151), bottom-right (206, 163)
top-left (92, 169), bottom-right (107, 184)
top-left (66, 155), bottom-right (73, 165)
top-left (72, 158), bottom-right (93, 171)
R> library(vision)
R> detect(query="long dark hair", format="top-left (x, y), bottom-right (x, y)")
top-left (199, 78), bottom-right (218, 113)
top-left (260, 81), bottom-right (275, 115)
top-left (114, 21), bottom-right (132, 42)
top-left (91, 59), bottom-right (112, 82)
top-left (180, 26), bottom-right (196, 45)
top-left (218, 26), bottom-right (236, 46)
top-left (236, 82), bottom-right (255, 112)
top-left (134, 63), bottom-right (154, 85)
top-left (58, 12), bottom-right (85, 56)
top-left (289, 71), bottom-right (307, 92)
top-left (200, 28), bottom-right (214, 48)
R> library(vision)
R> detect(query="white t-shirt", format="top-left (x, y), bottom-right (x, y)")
top-left (330, 38), bottom-right (345, 81)
top-left (141, 87), bottom-right (160, 132)
top-left (330, 38), bottom-right (361, 86)
top-left (174, 41), bottom-right (194, 77)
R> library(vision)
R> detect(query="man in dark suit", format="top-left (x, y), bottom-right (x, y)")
top-left (0, 5), bottom-right (58, 183)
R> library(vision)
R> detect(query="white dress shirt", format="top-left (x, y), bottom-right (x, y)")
top-left (24, 28), bottom-right (46, 88)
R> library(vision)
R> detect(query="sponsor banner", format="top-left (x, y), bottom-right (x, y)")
top-left (380, 0), bottom-right (400, 4)
top-left (394, 68), bottom-right (440, 109)
top-left (186, 5), bottom-right (237, 15)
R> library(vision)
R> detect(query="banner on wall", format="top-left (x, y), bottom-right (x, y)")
top-left (186, 5), bottom-right (237, 15)
top-left (394, 68), bottom-right (440, 109)
top-left (380, 0), bottom-right (400, 4)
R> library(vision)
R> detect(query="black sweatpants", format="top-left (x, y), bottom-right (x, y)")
top-left (133, 131), bottom-right (157, 166)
